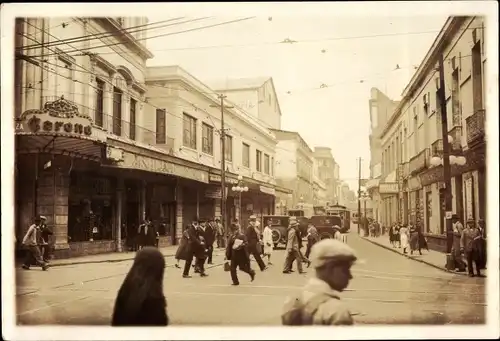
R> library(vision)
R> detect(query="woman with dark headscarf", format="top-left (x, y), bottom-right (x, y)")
top-left (112, 247), bottom-right (168, 326)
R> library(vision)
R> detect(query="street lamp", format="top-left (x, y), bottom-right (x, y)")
top-left (231, 174), bottom-right (248, 223)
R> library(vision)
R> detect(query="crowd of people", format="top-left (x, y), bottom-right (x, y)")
top-left (18, 211), bottom-right (487, 326)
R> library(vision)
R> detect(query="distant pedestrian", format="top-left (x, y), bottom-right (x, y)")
top-left (215, 217), bottom-right (224, 248)
top-left (174, 226), bottom-right (190, 269)
top-left (460, 218), bottom-right (484, 277)
top-left (226, 223), bottom-right (256, 286)
top-left (399, 224), bottom-right (409, 254)
top-left (451, 215), bottom-right (466, 272)
top-left (204, 218), bottom-right (217, 264)
top-left (305, 223), bottom-right (320, 259)
top-left (262, 220), bottom-right (274, 265)
top-left (39, 216), bottom-right (53, 262)
top-left (112, 247), bottom-right (168, 326)
top-left (281, 239), bottom-right (356, 325)
top-left (21, 216), bottom-right (49, 271)
top-left (393, 224), bottom-right (401, 248)
top-left (246, 215), bottom-right (267, 272)
top-left (182, 218), bottom-right (208, 278)
top-left (283, 220), bottom-right (306, 274)
top-left (477, 219), bottom-right (487, 270)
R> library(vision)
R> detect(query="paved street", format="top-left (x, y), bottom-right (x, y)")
top-left (16, 234), bottom-right (486, 326)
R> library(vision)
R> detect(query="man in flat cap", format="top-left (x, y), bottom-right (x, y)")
top-left (281, 239), bottom-right (356, 325)
top-left (282, 219), bottom-right (306, 274)
top-left (245, 215), bottom-right (267, 271)
top-left (21, 216), bottom-right (49, 271)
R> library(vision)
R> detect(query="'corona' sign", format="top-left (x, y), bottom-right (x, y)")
top-left (15, 97), bottom-right (93, 137)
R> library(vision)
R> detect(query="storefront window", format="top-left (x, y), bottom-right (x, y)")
top-left (68, 172), bottom-right (115, 242)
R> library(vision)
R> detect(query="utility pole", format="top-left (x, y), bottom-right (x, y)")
top-left (211, 94), bottom-right (233, 246)
top-left (357, 157), bottom-right (362, 235)
top-left (438, 54), bottom-right (453, 254)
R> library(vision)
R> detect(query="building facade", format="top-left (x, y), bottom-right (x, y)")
top-left (313, 146), bottom-right (340, 204)
top-left (206, 77), bottom-right (282, 130)
top-left (312, 159), bottom-right (328, 207)
top-left (15, 17), bottom-right (162, 258)
top-left (14, 18), bottom-right (282, 259)
top-left (379, 16), bottom-right (487, 251)
top-left (365, 88), bottom-right (400, 223)
top-left (145, 66), bottom-right (279, 226)
top-left (271, 129), bottom-right (315, 213)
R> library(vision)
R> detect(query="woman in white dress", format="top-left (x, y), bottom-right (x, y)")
top-left (262, 220), bottom-right (274, 265)
top-left (399, 224), bottom-right (410, 254)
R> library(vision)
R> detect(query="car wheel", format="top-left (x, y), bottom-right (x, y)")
top-left (271, 229), bottom-right (281, 244)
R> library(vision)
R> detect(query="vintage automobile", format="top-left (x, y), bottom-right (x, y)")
top-left (261, 215), bottom-right (289, 248)
top-left (309, 215), bottom-right (343, 239)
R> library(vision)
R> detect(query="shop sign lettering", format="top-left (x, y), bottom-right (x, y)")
top-left (27, 115), bottom-right (92, 136)
top-left (379, 182), bottom-right (399, 194)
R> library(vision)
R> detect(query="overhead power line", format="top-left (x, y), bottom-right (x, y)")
top-left (71, 25), bottom-right (483, 56)
top-left (27, 16), bottom-right (257, 59)
top-left (18, 17), bottom-right (206, 51)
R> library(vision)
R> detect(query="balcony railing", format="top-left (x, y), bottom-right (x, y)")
top-left (448, 126), bottom-right (463, 151)
top-left (409, 148), bottom-right (429, 175)
top-left (466, 109), bottom-right (485, 148)
top-left (431, 139), bottom-right (443, 157)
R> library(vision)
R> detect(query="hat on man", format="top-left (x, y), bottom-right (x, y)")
top-left (215, 217), bottom-right (220, 221)
top-left (249, 215), bottom-right (257, 220)
top-left (309, 239), bottom-right (357, 269)
top-left (466, 217), bottom-right (475, 224)
top-left (39, 215), bottom-right (47, 220)
top-left (192, 216), bottom-right (200, 223)
top-left (451, 214), bottom-right (459, 220)
top-left (290, 220), bottom-right (299, 227)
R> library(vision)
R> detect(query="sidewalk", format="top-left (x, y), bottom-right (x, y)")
top-left (361, 235), bottom-right (488, 277)
top-left (46, 246), bottom-right (227, 267)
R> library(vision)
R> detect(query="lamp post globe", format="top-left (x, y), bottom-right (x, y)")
top-left (448, 135), bottom-right (454, 144)
top-left (237, 174), bottom-right (243, 181)
top-left (430, 156), bottom-right (442, 167)
top-left (456, 156), bottom-right (467, 166)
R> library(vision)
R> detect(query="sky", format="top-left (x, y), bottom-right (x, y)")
top-left (144, 13), bottom-right (448, 190)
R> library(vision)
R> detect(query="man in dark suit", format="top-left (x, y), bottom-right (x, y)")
top-left (183, 217), bottom-right (208, 278)
top-left (245, 215), bottom-right (267, 271)
top-left (204, 218), bottom-right (217, 264)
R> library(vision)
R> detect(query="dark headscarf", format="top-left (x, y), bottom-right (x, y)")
top-left (112, 247), bottom-right (168, 326)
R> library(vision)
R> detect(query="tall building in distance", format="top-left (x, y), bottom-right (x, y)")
top-left (313, 147), bottom-right (340, 205)
top-left (365, 88), bottom-right (400, 222)
top-left (271, 129), bottom-right (314, 212)
top-left (205, 77), bottom-right (282, 130)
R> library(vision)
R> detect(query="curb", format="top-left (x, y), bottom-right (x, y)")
top-left (41, 249), bottom-right (228, 268)
top-left (361, 237), bottom-right (468, 276)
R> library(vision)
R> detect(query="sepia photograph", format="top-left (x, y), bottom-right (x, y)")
top-left (1, 1), bottom-right (498, 340)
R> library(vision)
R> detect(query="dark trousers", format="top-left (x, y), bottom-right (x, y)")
top-left (216, 235), bottom-right (223, 248)
top-left (466, 251), bottom-right (481, 275)
top-left (230, 257), bottom-right (253, 284)
top-left (40, 244), bottom-right (51, 261)
top-left (183, 254), bottom-right (206, 275)
top-left (23, 245), bottom-right (46, 268)
top-left (206, 245), bottom-right (214, 264)
top-left (283, 249), bottom-right (303, 273)
top-left (249, 246), bottom-right (266, 271)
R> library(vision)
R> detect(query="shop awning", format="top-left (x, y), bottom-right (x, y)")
top-left (16, 133), bottom-right (104, 161)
